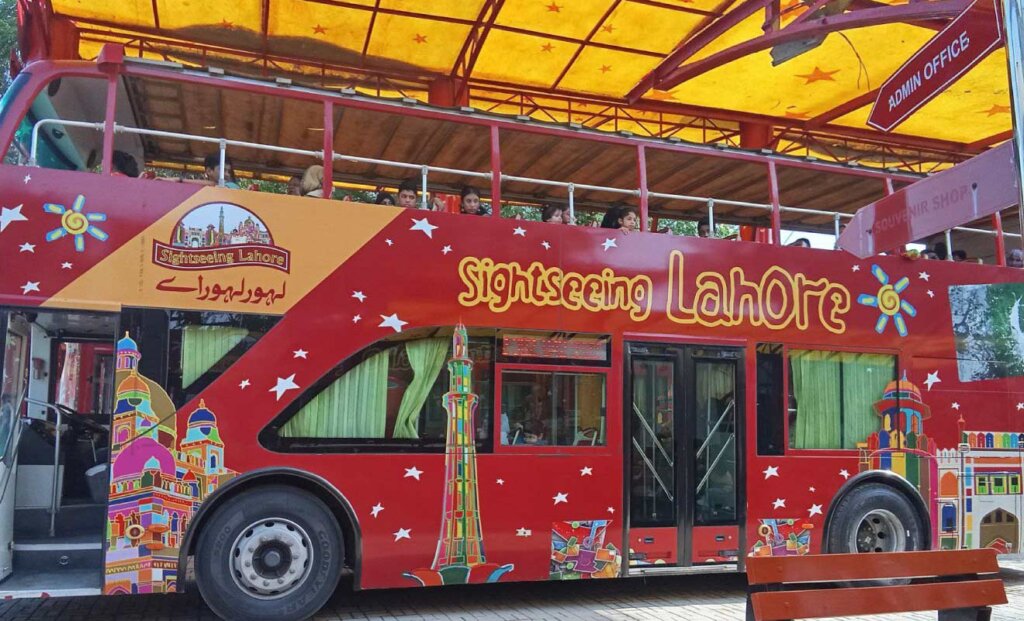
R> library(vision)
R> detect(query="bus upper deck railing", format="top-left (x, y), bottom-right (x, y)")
top-left (26, 118), bottom-right (1022, 258)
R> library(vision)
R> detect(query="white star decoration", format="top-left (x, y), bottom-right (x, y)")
top-left (809, 486), bottom-right (816, 492)
top-left (404, 466), bottom-right (423, 480)
top-left (840, 469), bottom-right (850, 480)
top-left (23, 174), bottom-right (31, 184)
top-left (352, 291), bottom-right (367, 302)
top-left (269, 374), bottom-right (299, 401)
top-left (541, 241), bottom-right (551, 250)
top-left (918, 271), bottom-right (930, 282)
top-left (763, 465), bottom-right (779, 480)
top-left (370, 503), bottom-right (384, 518)
top-left (496, 478), bottom-right (505, 485)
top-left (61, 262), bottom-right (73, 270)
top-left (238, 379), bottom-right (251, 389)
top-left (19, 242), bottom-right (34, 253)
top-left (20, 281), bottom-right (39, 295)
top-left (607, 506), bottom-right (615, 514)
top-left (410, 217), bottom-right (438, 238)
top-left (923, 370), bottom-right (941, 391)
top-left (1017, 403), bottom-right (1024, 411)
top-left (580, 466), bottom-right (593, 476)
top-left (513, 226), bottom-right (526, 237)
top-left (927, 290), bottom-right (935, 298)
top-left (951, 402), bottom-right (960, 410)
top-left (851, 265), bottom-right (860, 272)
top-left (0, 205), bottom-right (27, 232)
top-left (601, 237), bottom-right (617, 251)
top-left (352, 315), bottom-right (361, 323)
top-left (772, 498), bottom-right (786, 509)
top-left (379, 313), bottom-right (408, 333)
top-left (441, 245), bottom-right (452, 255)
top-left (393, 528), bottom-right (411, 541)
top-left (515, 527), bottom-right (532, 537)
top-left (553, 492), bottom-right (568, 505)
top-left (385, 238), bottom-right (394, 246)
top-left (808, 504), bottom-right (823, 517)
top-left (293, 348), bottom-right (308, 359)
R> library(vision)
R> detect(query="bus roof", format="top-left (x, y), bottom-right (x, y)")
top-left (19, 0), bottom-right (1012, 171)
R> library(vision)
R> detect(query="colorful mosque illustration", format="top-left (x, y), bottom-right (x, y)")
top-left (404, 325), bottom-right (513, 586)
top-left (857, 374), bottom-right (1023, 554)
top-left (104, 333), bottom-right (234, 594)
top-left (172, 203), bottom-right (272, 249)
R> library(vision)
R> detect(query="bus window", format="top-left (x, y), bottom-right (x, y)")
top-left (788, 350), bottom-right (896, 450)
top-left (501, 370), bottom-right (606, 447)
top-left (275, 330), bottom-right (494, 449)
top-left (755, 343), bottom-right (784, 456)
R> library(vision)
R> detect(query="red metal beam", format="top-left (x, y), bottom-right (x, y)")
top-left (637, 144), bottom-right (649, 231)
top-left (450, 0), bottom-right (505, 104)
top-left (768, 160), bottom-right (781, 244)
top-left (150, 0), bottom-right (161, 30)
top-left (323, 100), bottom-right (334, 196)
top-left (552, 0), bottom-right (622, 90)
top-left (966, 129), bottom-right (1015, 150)
top-left (806, 89), bottom-right (878, 127)
top-left (490, 125), bottom-right (502, 215)
top-left (360, 0), bottom-right (382, 65)
top-left (627, 0), bottom-right (721, 18)
top-left (653, 0), bottom-right (971, 90)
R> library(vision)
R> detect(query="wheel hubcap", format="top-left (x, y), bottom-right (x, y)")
top-left (231, 518), bottom-right (312, 599)
top-left (850, 509), bottom-right (906, 553)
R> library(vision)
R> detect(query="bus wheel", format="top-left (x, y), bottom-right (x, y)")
top-left (826, 483), bottom-right (925, 555)
top-left (195, 485), bottom-right (344, 621)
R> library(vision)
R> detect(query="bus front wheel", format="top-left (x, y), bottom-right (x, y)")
top-left (826, 482), bottom-right (925, 555)
top-left (195, 485), bottom-right (344, 621)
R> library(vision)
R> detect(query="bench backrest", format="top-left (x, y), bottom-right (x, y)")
top-left (747, 549), bottom-right (999, 585)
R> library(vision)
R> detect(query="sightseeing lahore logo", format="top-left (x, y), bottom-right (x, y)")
top-left (153, 202), bottom-right (290, 272)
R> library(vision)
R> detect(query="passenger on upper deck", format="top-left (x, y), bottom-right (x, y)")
top-left (789, 238), bottom-right (811, 248)
top-left (287, 175), bottom-right (303, 196)
top-left (601, 206), bottom-right (639, 233)
top-left (397, 179), bottom-right (420, 209)
top-left (541, 204), bottom-right (564, 224)
top-left (375, 192), bottom-right (396, 206)
top-left (561, 209), bottom-right (574, 225)
top-left (178, 154), bottom-right (240, 188)
top-left (1008, 249), bottom-right (1024, 268)
top-left (112, 151), bottom-right (140, 177)
top-left (459, 186), bottom-right (489, 216)
top-left (697, 218), bottom-right (711, 238)
top-left (300, 165), bottom-right (330, 198)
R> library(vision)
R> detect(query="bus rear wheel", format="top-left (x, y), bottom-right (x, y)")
top-left (826, 483), bottom-right (925, 555)
top-left (195, 485), bottom-right (344, 621)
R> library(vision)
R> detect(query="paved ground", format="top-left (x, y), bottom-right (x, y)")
top-left (3, 559), bottom-right (1024, 620)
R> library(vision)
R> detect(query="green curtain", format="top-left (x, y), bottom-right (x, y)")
top-left (841, 353), bottom-right (895, 448)
top-left (181, 325), bottom-right (248, 388)
top-left (791, 350), bottom-right (842, 449)
top-left (280, 351), bottom-right (389, 438)
top-left (392, 338), bottom-right (449, 439)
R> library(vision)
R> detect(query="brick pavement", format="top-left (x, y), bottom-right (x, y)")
top-left (2, 559), bottom-right (1023, 620)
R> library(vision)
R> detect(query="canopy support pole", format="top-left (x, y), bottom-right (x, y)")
top-left (994, 211), bottom-right (1006, 265)
top-left (323, 100), bottom-right (334, 197)
top-left (102, 73), bottom-right (117, 176)
top-left (768, 160), bottom-right (781, 245)
top-left (490, 125), bottom-right (501, 217)
top-left (637, 144), bottom-right (649, 232)
top-left (1003, 0), bottom-right (1024, 251)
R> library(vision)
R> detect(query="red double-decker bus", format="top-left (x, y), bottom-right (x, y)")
top-left (1, 3), bottom-right (1023, 620)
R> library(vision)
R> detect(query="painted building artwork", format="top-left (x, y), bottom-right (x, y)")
top-left (404, 325), bottom-right (513, 586)
top-left (171, 203), bottom-right (272, 249)
top-left (750, 519), bottom-right (812, 557)
top-left (949, 282), bottom-right (1024, 381)
top-left (104, 333), bottom-right (235, 595)
top-left (550, 520), bottom-right (622, 579)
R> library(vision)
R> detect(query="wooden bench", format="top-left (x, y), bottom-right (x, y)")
top-left (746, 549), bottom-right (1007, 621)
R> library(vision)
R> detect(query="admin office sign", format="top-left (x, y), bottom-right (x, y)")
top-left (868, 0), bottom-right (1002, 132)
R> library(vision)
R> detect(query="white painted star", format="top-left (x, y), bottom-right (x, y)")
top-left (541, 241), bottom-right (551, 250)
top-left (918, 271), bottom-right (930, 282)
top-left (410, 217), bottom-right (438, 238)
top-left (393, 528), bottom-right (411, 541)
top-left (441, 245), bottom-right (452, 255)
top-left (379, 313), bottom-right (408, 333)
top-left (607, 506), bottom-right (615, 514)
top-left (370, 503), bottom-right (384, 518)
top-left (809, 486), bottom-right (816, 492)
top-left (352, 314), bottom-right (361, 323)
top-left (269, 374), bottom-right (299, 401)
top-left (553, 492), bottom-right (568, 505)
top-left (404, 466), bottom-right (423, 480)
top-left (923, 370), bottom-right (941, 391)
top-left (352, 290), bottom-right (367, 302)
top-left (513, 226), bottom-right (526, 237)
top-left (808, 504), bottom-right (823, 517)
top-left (772, 498), bottom-right (786, 509)
top-left (763, 465), bottom-right (779, 480)
top-left (22, 174), bottom-right (31, 184)
top-left (1017, 402), bottom-right (1024, 411)
top-left (0, 205), bottom-right (27, 232)
top-left (839, 469), bottom-right (850, 480)
top-left (19, 242), bottom-right (34, 253)
top-left (496, 478), bottom-right (505, 485)
top-left (20, 281), bottom-right (39, 295)
top-left (238, 379), bottom-right (251, 389)
top-left (293, 348), bottom-right (308, 359)
top-left (601, 237), bottom-right (617, 251)
top-left (580, 466), bottom-right (593, 476)
top-left (927, 290), bottom-right (935, 298)
top-left (385, 238), bottom-right (394, 246)
top-left (851, 264), bottom-right (860, 272)
top-left (951, 402), bottom-right (960, 410)
top-left (60, 262), bottom-right (73, 269)
top-left (515, 527), bottom-right (532, 537)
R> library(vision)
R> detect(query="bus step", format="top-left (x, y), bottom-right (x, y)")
top-left (12, 536), bottom-right (104, 571)
top-left (0, 568), bottom-right (103, 598)
top-left (13, 502), bottom-right (106, 538)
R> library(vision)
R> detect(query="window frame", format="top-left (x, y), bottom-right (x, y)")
top-left (493, 361), bottom-right (610, 455)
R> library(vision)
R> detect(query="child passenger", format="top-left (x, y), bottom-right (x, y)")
top-left (459, 186), bottom-right (489, 216)
top-left (542, 204), bottom-right (563, 224)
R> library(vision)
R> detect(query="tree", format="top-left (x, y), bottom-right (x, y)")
top-left (0, 0), bottom-right (17, 91)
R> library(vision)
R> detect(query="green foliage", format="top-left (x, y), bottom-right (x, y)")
top-left (0, 0), bottom-right (17, 89)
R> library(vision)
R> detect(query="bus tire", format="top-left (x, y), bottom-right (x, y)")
top-left (826, 482), bottom-right (925, 555)
top-left (195, 484), bottom-right (344, 621)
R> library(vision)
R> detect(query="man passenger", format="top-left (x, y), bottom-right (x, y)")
top-left (398, 178), bottom-right (420, 209)
top-left (697, 218), bottom-right (711, 238)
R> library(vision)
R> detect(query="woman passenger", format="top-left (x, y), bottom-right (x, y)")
top-left (375, 192), bottom-right (396, 206)
top-left (542, 204), bottom-right (564, 224)
top-left (602, 206), bottom-right (638, 233)
top-left (460, 186), bottom-right (489, 216)
top-left (300, 165), bottom-right (330, 198)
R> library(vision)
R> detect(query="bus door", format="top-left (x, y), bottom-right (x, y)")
top-left (0, 311), bottom-right (32, 581)
top-left (626, 342), bottom-right (743, 571)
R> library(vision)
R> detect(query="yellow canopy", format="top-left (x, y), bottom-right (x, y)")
top-left (45, 0), bottom-right (1012, 167)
